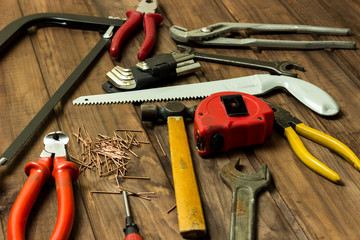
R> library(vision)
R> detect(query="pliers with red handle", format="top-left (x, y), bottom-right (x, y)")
top-left (7, 131), bottom-right (79, 240)
top-left (110, 0), bottom-right (163, 61)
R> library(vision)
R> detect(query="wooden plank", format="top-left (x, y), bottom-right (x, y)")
top-left (1, 0), bottom-right (360, 239)
top-left (0, 1), bottom-right (66, 240)
top-left (219, 0), bottom-right (360, 239)
top-left (280, 0), bottom-right (360, 85)
top-left (130, 0), bottom-right (302, 238)
top-left (5, 0), bottom-right (180, 239)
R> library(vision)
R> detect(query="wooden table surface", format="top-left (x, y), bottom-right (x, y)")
top-left (1, 0), bottom-right (360, 239)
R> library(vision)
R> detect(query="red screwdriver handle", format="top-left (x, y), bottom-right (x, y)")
top-left (7, 157), bottom-right (53, 240)
top-left (124, 216), bottom-right (143, 240)
top-left (137, 13), bottom-right (163, 61)
top-left (125, 233), bottom-right (143, 240)
top-left (50, 156), bottom-right (79, 240)
top-left (110, 10), bottom-right (143, 58)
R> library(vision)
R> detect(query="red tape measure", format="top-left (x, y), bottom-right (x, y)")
top-left (194, 92), bottom-right (274, 156)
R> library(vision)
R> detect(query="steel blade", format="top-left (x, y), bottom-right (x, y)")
top-left (73, 75), bottom-right (265, 105)
top-left (72, 74), bottom-right (339, 116)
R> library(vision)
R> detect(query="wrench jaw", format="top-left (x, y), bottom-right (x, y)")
top-left (220, 159), bottom-right (271, 240)
top-left (278, 61), bottom-right (305, 78)
top-left (220, 159), bottom-right (271, 190)
top-left (176, 45), bottom-right (195, 55)
top-left (176, 44), bottom-right (305, 77)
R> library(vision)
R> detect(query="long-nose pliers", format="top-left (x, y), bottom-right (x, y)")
top-left (264, 100), bottom-right (360, 183)
top-left (7, 131), bottom-right (79, 240)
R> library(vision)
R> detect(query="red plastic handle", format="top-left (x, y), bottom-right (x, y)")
top-left (7, 157), bottom-right (53, 240)
top-left (50, 156), bottom-right (79, 240)
top-left (109, 10), bottom-right (143, 58)
top-left (125, 233), bottom-right (143, 240)
top-left (137, 13), bottom-right (163, 61)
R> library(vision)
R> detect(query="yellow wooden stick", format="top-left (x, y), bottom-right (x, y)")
top-left (167, 116), bottom-right (206, 238)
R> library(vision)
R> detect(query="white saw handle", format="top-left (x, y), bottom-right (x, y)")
top-left (257, 75), bottom-right (339, 116)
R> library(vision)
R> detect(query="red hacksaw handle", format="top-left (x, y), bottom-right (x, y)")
top-left (109, 10), bottom-right (143, 58)
top-left (7, 157), bottom-right (53, 240)
top-left (137, 13), bottom-right (163, 61)
top-left (50, 156), bottom-right (79, 240)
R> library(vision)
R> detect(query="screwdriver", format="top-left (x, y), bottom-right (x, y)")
top-left (123, 191), bottom-right (143, 240)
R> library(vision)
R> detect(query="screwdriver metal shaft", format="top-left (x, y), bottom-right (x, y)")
top-left (123, 191), bottom-right (143, 240)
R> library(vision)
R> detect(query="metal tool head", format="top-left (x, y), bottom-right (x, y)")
top-left (277, 61), bottom-right (305, 77)
top-left (261, 99), bottom-right (302, 135)
top-left (170, 23), bottom-right (230, 44)
top-left (136, 0), bottom-right (158, 14)
top-left (141, 102), bottom-right (197, 123)
top-left (177, 45), bottom-right (195, 54)
top-left (220, 158), bottom-right (271, 193)
top-left (176, 45), bottom-right (304, 77)
top-left (41, 131), bottom-right (69, 157)
top-left (169, 26), bottom-right (190, 43)
top-left (43, 131), bottom-right (69, 145)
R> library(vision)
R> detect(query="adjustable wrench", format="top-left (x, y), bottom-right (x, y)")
top-left (176, 45), bottom-right (304, 77)
top-left (220, 159), bottom-right (271, 240)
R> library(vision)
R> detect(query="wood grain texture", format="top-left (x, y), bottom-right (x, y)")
top-left (0, 0), bottom-right (360, 239)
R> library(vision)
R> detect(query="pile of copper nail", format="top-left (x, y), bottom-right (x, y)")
top-left (70, 126), bottom-right (149, 177)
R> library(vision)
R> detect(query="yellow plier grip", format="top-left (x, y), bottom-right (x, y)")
top-left (284, 125), bottom-right (340, 182)
top-left (262, 99), bottom-right (360, 183)
top-left (296, 123), bottom-right (360, 170)
top-left (285, 123), bottom-right (360, 183)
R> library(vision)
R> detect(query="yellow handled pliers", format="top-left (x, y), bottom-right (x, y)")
top-left (264, 100), bottom-right (360, 183)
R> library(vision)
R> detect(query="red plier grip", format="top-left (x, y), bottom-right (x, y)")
top-left (109, 10), bottom-right (163, 60)
top-left (51, 156), bottom-right (79, 239)
top-left (110, 10), bottom-right (143, 58)
top-left (138, 13), bottom-right (163, 61)
top-left (7, 156), bottom-right (79, 240)
top-left (8, 157), bottom-right (52, 240)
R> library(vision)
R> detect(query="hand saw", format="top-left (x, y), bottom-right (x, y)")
top-left (73, 74), bottom-right (339, 116)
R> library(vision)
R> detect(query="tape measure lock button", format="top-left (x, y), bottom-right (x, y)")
top-left (194, 92), bottom-right (274, 156)
top-left (220, 94), bottom-right (249, 117)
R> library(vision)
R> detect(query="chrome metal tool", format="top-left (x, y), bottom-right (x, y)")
top-left (176, 45), bottom-right (304, 77)
top-left (169, 22), bottom-right (356, 50)
top-left (73, 74), bottom-right (340, 116)
top-left (221, 159), bottom-right (271, 240)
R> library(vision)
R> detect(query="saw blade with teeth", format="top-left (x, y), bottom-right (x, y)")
top-left (73, 75), bottom-right (260, 105)
top-left (72, 74), bottom-right (340, 116)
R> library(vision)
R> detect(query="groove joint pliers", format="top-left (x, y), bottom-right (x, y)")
top-left (264, 100), bottom-right (360, 183)
top-left (169, 22), bottom-right (356, 50)
top-left (8, 131), bottom-right (79, 240)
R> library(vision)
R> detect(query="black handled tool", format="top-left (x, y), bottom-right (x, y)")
top-left (0, 13), bottom-right (125, 165)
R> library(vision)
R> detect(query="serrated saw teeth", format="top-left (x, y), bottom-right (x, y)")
top-left (71, 74), bottom-right (339, 116)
